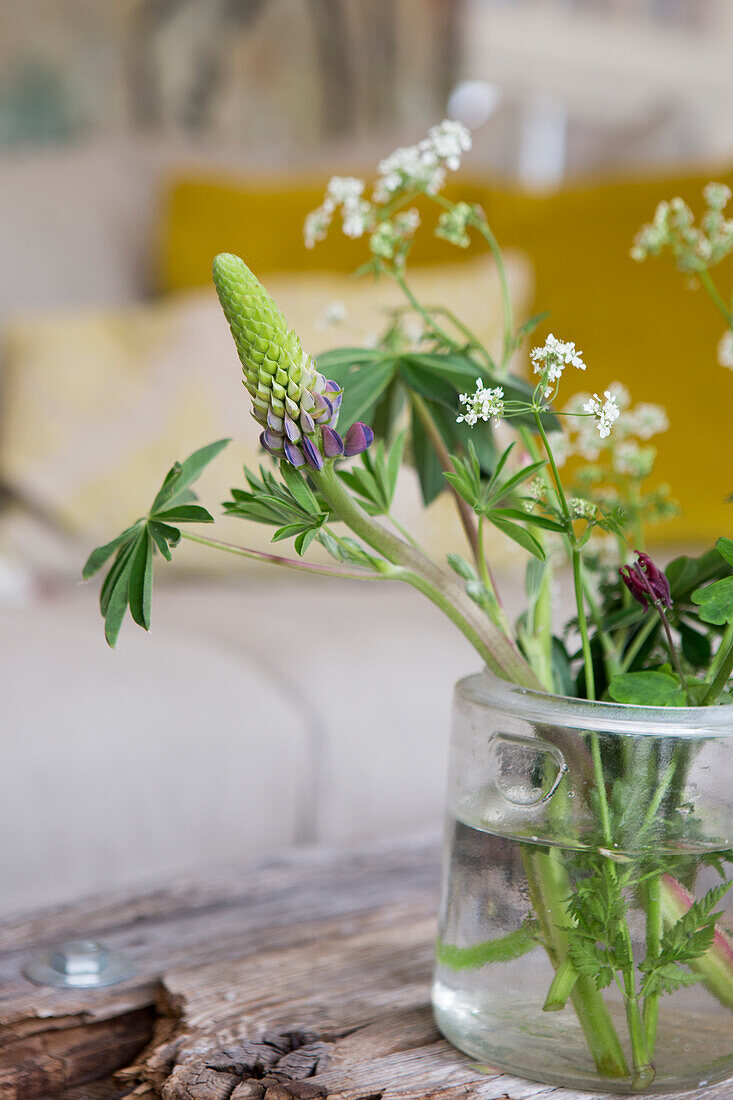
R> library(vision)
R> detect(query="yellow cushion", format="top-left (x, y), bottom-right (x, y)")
top-left (160, 169), bottom-right (733, 544)
top-left (0, 255), bottom-right (531, 570)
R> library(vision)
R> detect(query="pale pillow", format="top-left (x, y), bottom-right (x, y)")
top-left (0, 254), bottom-right (532, 571)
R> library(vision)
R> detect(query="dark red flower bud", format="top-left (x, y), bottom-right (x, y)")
top-left (620, 551), bottom-right (672, 613)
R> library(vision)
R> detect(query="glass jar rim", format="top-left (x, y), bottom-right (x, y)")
top-left (458, 668), bottom-right (733, 738)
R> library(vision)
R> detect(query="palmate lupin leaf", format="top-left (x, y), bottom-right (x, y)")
top-left (82, 439), bottom-right (230, 647)
top-left (224, 462), bottom-right (330, 556)
top-left (444, 441), bottom-right (563, 562)
top-left (315, 345), bottom-right (559, 506)
top-left (336, 431), bottom-right (406, 515)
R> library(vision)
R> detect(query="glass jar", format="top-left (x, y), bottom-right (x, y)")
top-left (432, 671), bottom-right (733, 1094)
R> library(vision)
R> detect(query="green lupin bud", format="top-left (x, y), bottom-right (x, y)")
top-left (212, 252), bottom-right (347, 470)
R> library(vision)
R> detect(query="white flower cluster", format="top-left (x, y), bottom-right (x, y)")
top-left (530, 333), bottom-right (586, 398)
top-left (523, 474), bottom-right (547, 512)
top-left (625, 402), bottom-right (669, 440)
top-left (304, 176), bottom-right (375, 249)
top-left (631, 184), bottom-right (733, 271)
top-left (611, 440), bottom-right (656, 479)
top-left (570, 497), bottom-right (596, 520)
top-left (374, 120), bottom-right (471, 203)
top-left (562, 382), bottom-right (667, 465)
top-left (583, 391), bottom-right (621, 439)
top-left (435, 201), bottom-right (474, 248)
top-left (719, 330), bottom-right (733, 370)
top-left (456, 379), bottom-right (505, 426)
top-left (304, 121), bottom-right (471, 249)
top-left (369, 209), bottom-right (420, 263)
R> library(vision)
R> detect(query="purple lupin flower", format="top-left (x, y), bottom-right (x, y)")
top-left (213, 253), bottom-right (374, 470)
top-left (344, 422), bottom-right (375, 456)
top-left (620, 551), bottom-right (672, 612)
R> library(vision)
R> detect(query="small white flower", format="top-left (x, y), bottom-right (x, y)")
top-left (304, 205), bottom-right (333, 249)
top-left (435, 202), bottom-right (474, 248)
top-left (570, 497), bottom-right (596, 520)
top-left (425, 119), bottom-right (472, 169)
top-left (583, 390), bottom-right (620, 439)
top-left (457, 379), bottom-right (505, 426)
top-left (369, 209), bottom-right (420, 261)
top-left (373, 119), bottom-right (471, 202)
top-left (341, 198), bottom-right (373, 239)
top-left (530, 333), bottom-right (586, 397)
top-left (625, 403), bottom-right (669, 440)
top-left (612, 440), bottom-right (656, 479)
top-left (528, 475), bottom-right (546, 502)
top-left (718, 330), bottom-right (733, 369)
top-left (606, 381), bottom-right (631, 412)
top-left (304, 176), bottom-right (375, 246)
top-left (326, 176), bottom-right (365, 204)
top-left (704, 182), bottom-right (732, 211)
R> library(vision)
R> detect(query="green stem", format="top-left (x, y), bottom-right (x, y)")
top-left (523, 561), bottom-right (555, 692)
top-left (410, 391), bottom-right (481, 564)
top-left (572, 549), bottom-right (596, 701)
top-left (179, 531), bottom-right (389, 581)
top-left (428, 194), bottom-right (515, 369)
top-left (517, 425), bottom-right (555, 689)
top-left (583, 566), bottom-right (622, 680)
top-left (590, 736), bottom-right (655, 1086)
top-left (699, 269), bottom-right (733, 328)
top-left (476, 515), bottom-right (513, 637)
top-left (702, 633), bottom-right (733, 705)
top-left (410, 392), bottom-right (512, 639)
top-left (655, 603), bottom-right (690, 701)
top-left (521, 846), bottom-right (629, 1079)
top-left (533, 412), bottom-right (595, 700)
top-left (387, 513), bottom-right (426, 553)
top-left (425, 306), bottom-right (498, 371)
top-left (620, 615), bottom-right (658, 673)
top-left (312, 462), bottom-right (541, 688)
top-left (393, 270), bottom-right (462, 352)
top-left (472, 217), bottom-right (515, 368)
top-left (707, 620), bottom-right (733, 683)
top-left (644, 876), bottom-right (662, 1056)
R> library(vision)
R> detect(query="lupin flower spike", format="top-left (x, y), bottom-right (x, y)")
top-left (620, 551), bottom-right (672, 612)
top-left (212, 253), bottom-right (372, 468)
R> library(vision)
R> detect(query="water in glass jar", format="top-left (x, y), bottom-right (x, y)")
top-left (432, 815), bottom-right (733, 1094)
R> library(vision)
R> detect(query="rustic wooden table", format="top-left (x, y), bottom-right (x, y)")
top-left (0, 835), bottom-right (730, 1100)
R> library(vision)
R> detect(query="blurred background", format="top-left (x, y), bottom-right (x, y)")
top-left (1, 0), bottom-right (732, 916)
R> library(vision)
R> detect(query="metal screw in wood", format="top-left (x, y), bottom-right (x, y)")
top-left (22, 938), bottom-right (134, 988)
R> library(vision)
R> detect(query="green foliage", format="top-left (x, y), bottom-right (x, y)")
top-left (564, 865), bottom-right (632, 990)
top-left (224, 462), bottom-right (330, 556)
top-left (444, 441), bottom-right (565, 561)
top-left (82, 439), bottom-right (230, 646)
top-left (436, 924), bottom-right (538, 970)
top-left (692, 576), bottom-right (733, 625)
top-left (679, 621), bottom-right (712, 667)
top-left (717, 537), bottom-right (733, 568)
top-left (337, 432), bottom-right (406, 515)
top-left (608, 670), bottom-right (687, 707)
top-left (316, 345), bottom-right (556, 507)
top-left (639, 882), bottom-right (731, 997)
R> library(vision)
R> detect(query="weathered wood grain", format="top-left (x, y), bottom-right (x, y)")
top-left (0, 836), bottom-right (732, 1100)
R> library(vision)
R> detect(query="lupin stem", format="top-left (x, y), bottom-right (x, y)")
top-left (312, 462), bottom-right (540, 688)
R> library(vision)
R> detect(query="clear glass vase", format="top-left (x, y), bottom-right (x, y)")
top-left (432, 671), bottom-right (733, 1094)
